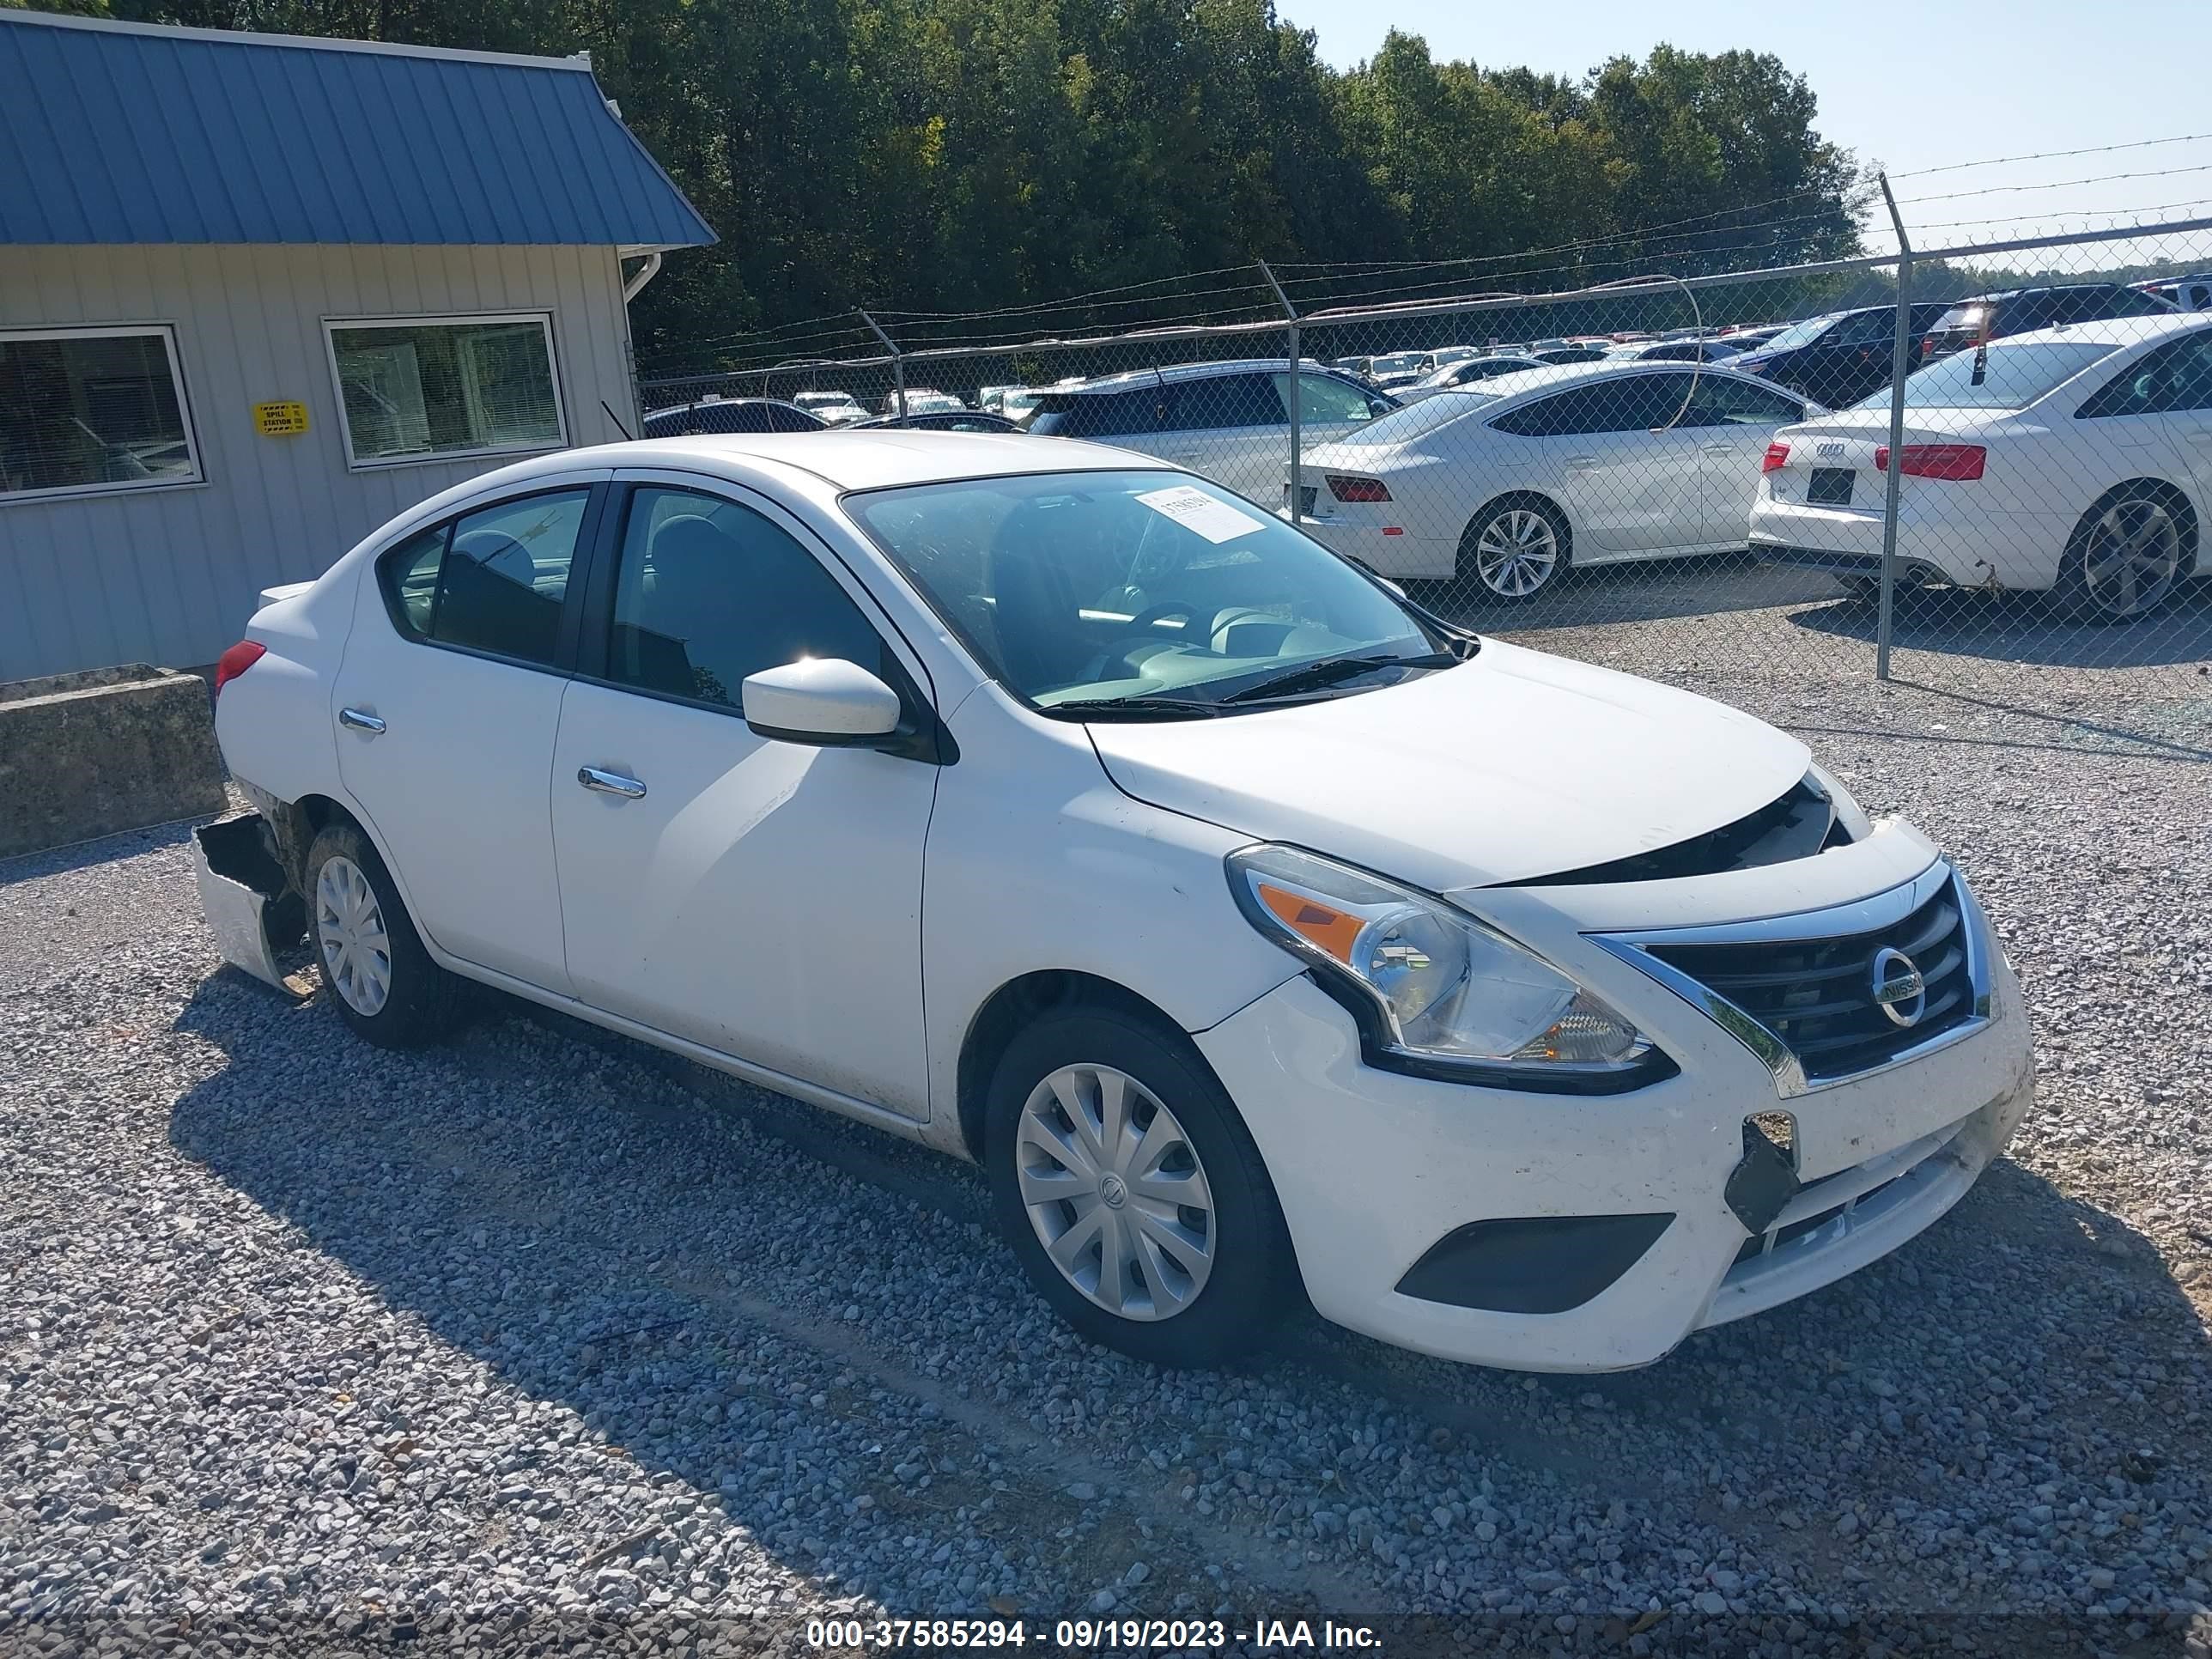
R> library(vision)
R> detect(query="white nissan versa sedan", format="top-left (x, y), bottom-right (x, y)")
top-left (198, 431), bottom-right (2033, 1372)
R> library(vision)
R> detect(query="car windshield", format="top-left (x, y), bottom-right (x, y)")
top-left (1759, 313), bottom-right (1842, 354)
top-left (846, 470), bottom-right (1451, 713)
top-left (1856, 340), bottom-right (2121, 410)
top-left (1329, 391), bottom-right (1498, 446)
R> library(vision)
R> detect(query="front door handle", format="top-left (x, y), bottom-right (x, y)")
top-left (577, 766), bottom-right (647, 800)
top-left (1565, 454), bottom-right (1598, 469)
top-left (337, 707), bottom-right (386, 735)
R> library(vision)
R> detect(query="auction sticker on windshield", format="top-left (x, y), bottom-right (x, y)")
top-left (1136, 483), bottom-right (1264, 544)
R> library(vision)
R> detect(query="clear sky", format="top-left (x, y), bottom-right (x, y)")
top-left (1283, 0), bottom-right (2212, 259)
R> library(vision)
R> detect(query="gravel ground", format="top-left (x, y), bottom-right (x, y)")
top-left (3, 611), bottom-right (2209, 1658)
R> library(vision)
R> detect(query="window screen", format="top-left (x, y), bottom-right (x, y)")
top-left (330, 315), bottom-right (564, 465)
top-left (0, 327), bottom-right (199, 500)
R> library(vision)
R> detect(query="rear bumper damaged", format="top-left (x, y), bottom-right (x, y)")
top-left (193, 813), bottom-right (303, 992)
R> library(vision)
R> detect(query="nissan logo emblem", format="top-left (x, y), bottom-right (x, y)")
top-left (1869, 946), bottom-right (1927, 1028)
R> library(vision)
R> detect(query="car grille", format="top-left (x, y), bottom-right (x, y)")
top-left (1642, 874), bottom-right (1978, 1084)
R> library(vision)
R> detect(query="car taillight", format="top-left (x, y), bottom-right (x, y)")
top-left (213, 639), bottom-right (266, 698)
top-left (1874, 443), bottom-right (1985, 481)
top-left (1326, 474), bottom-right (1391, 503)
top-left (1761, 441), bottom-right (1790, 472)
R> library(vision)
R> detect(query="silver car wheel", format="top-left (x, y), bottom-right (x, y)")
top-left (315, 854), bottom-right (392, 1017)
top-left (1015, 1064), bottom-right (1216, 1322)
top-left (2081, 498), bottom-right (2184, 617)
top-left (1473, 507), bottom-right (1560, 597)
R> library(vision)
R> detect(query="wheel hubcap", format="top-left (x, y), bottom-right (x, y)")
top-left (2082, 500), bottom-right (2183, 617)
top-left (315, 855), bottom-right (392, 1017)
top-left (1473, 509), bottom-right (1559, 597)
top-left (1015, 1064), bottom-right (1216, 1322)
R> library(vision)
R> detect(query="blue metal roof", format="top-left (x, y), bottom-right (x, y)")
top-left (0, 11), bottom-right (714, 250)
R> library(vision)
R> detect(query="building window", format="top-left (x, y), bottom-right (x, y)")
top-left (0, 325), bottom-right (202, 503)
top-left (326, 313), bottom-right (567, 467)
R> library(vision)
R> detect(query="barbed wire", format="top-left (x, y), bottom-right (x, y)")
top-left (871, 264), bottom-right (1264, 322)
top-left (1890, 132), bottom-right (2212, 179)
top-left (1898, 161), bottom-right (2212, 206)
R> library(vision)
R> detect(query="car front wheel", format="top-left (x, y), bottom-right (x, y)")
top-left (304, 823), bottom-right (466, 1048)
top-left (985, 1006), bottom-right (1294, 1368)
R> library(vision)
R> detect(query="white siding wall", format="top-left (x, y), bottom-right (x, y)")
top-left (0, 242), bottom-right (640, 679)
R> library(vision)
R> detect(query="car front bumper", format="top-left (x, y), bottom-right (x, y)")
top-left (1192, 822), bottom-right (2034, 1371)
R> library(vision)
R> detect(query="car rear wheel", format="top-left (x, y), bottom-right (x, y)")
top-left (1460, 497), bottom-right (1569, 601)
top-left (304, 823), bottom-right (467, 1048)
top-left (985, 1006), bottom-right (1294, 1368)
top-left (2057, 484), bottom-right (2193, 620)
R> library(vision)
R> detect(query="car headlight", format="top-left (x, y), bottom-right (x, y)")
top-left (1806, 762), bottom-right (1875, 842)
top-left (1226, 844), bottom-right (1671, 1093)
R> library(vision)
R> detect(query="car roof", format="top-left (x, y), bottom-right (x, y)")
top-left (519, 429), bottom-right (1159, 492)
top-left (1949, 282), bottom-right (2134, 307)
top-left (1960, 313), bottom-right (2211, 352)
top-left (1054, 358), bottom-right (1350, 394)
top-left (1442, 357), bottom-right (1777, 405)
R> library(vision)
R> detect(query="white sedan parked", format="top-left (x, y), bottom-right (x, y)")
top-left (198, 432), bottom-right (2030, 1372)
top-left (1752, 315), bottom-right (2212, 618)
top-left (1289, 362), bottom-right (1818, 599)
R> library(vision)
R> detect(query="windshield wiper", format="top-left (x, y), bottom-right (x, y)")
top-left (1039, 696), bottom-right (1224, 720)
top-left (1218, 651), bottom-right (1461, 705)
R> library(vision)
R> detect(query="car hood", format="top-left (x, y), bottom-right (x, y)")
top-left (1084, 639), bottom-right (1810, 891)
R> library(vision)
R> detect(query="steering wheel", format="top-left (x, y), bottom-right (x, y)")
top-left (1125, 601), bottom-right (1197, 632)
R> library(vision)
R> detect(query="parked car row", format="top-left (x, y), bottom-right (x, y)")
top-left (641, 278), bottom-right (2209, 620)
top-left (1283, 313), bottom-right (2212, 619)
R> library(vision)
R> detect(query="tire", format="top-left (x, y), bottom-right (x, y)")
top-left (303, 822), bottom-right (467, 1048)
top-left (2055, 483), bottom-right (2194, 622)
top-left (1457, 495), bottom-right (1570, 602)
top-left (984, 1006), bottom-right (1295, 1368)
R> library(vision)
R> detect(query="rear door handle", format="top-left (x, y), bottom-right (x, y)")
top-left (577, 766), bottom-right (647, 800)
top-left (1565, 454), bottom-right (1598, 469)
top-left (337, 707), bottom-right (386, 735)
top-left (1700, 443), bottom-right (1739, 456)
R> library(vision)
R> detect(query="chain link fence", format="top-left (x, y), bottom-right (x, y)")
top-left (638, 214), bottom-right (2212, 735)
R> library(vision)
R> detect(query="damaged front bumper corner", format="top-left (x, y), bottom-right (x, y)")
top-left (192, 813), bottom-right (304, 993)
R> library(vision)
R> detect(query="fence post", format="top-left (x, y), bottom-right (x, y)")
top-left (1875, 174), bottom-right (1914, 683)
top-left (859, 310), bottom-right (904, 422)
top-left (1258, 262), bottom-right (1301, 525)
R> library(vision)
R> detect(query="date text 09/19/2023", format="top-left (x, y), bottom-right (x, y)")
top-left (804, 1617), bottom-right (1382, 1650)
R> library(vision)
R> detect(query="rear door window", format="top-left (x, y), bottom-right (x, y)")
top-left (1042, 388), bottom-right (1161, 440)
top-left (375, 488), bottom-right (592, 667)
top-left (2076, 328), bottom-right (2212, 418)
top-left (1493, 374), bottom-right (1698, 435)
top-left (1164, 374), bottom-right (1286, 431)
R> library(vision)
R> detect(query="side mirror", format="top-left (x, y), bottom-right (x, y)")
top-left (741, 658), bottom-right (902, 747)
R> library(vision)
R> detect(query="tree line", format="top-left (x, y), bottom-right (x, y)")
top-left (34, 0), bottom-right (1869, 372)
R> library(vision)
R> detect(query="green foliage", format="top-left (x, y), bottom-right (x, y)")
top-left (28, 0), bottom-right (1866, 369)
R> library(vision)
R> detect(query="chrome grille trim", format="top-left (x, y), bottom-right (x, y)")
top-left (1589, 859), bottom-right (1995, 1100)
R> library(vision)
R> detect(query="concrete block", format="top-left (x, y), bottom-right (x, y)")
top-left (0, 663), bottom-right (227, 860)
